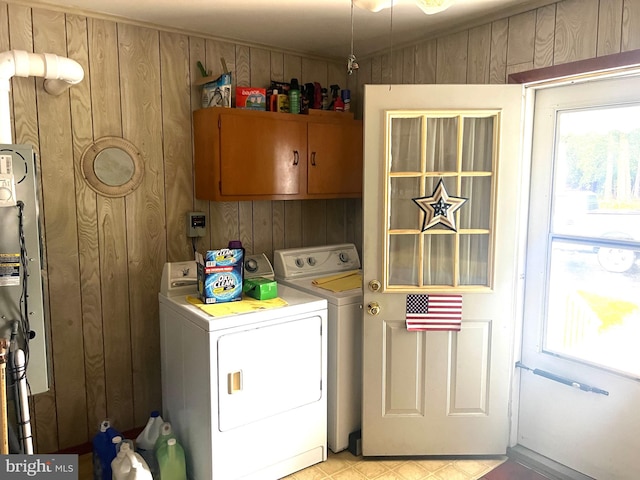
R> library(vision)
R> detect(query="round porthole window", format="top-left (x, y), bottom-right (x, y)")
top-left (81, 137), bottom-right (144, 197)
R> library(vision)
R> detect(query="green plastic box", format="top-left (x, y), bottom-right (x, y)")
top-left (243, 277), bottom-right (278, 300)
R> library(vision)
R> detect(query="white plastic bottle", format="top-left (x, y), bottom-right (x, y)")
top-left (112, 442), bottom-right (152, 480)
top-left (135, 411), bottom-right (163, 478)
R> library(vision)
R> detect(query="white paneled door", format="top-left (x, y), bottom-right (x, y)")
top-left (361, 84), bottom-right (526, 455)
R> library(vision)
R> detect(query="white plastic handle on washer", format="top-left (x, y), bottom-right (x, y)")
top-left (227, 370), bottom-right (243, 394)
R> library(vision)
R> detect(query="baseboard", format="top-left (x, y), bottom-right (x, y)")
top-left (508, 445), bottom-right (595, 480)
top-left (56, 426), bottom-right (144, 456)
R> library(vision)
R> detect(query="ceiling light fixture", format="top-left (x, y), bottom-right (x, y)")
top-left (353, 0), bottom-right (455, 15)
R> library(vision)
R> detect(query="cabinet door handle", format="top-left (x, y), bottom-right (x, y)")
top-left (311, 151), bottom-right (317, 166)
top-left (293, 150), bottom-right (299, 165)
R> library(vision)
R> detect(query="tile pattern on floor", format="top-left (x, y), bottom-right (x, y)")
top-left (282, 450), bottom-right (507, 480)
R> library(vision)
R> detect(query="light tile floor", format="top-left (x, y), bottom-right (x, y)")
top-left (282, 450), bottom-right (507, 480)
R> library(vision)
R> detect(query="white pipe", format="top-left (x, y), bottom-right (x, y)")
top-left (0, 50), bottom-right (85, 144)
top-left (12, 349), bottom-right (33, 454)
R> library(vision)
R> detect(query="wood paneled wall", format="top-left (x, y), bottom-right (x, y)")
top-left (1, 0), bottom-right (638, 452)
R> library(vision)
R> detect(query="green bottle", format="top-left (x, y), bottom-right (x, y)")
top-left (288, 78), bottom-right (300, 114)
top-left (153, 422), bottom-right (176, 453)
top-left (156, 438), bottom-right (187, 480)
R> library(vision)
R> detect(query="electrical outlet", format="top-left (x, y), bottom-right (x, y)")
top-left (187, 211), bottom-right (206, 238)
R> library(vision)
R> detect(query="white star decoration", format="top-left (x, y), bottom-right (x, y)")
top-left (412, 179), bottom-right (468, 232)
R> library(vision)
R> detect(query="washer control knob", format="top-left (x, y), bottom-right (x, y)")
top-left (339, 252), bottom-right (349, 263)
top-left (307, 257), bottom-right (316, 266)
top-left (295, 258), bottom-right (304, 268)
top-left (245, 258), bottom-right (258, 273)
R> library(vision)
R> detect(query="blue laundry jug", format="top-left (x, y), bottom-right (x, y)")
top-left (92, 419), bottom-right (122, 480)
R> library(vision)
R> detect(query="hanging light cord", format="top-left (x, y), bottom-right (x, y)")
top-left (348, 1), bottom-right (359, 75)
top-left (389, 0), bottom-right (394, 89)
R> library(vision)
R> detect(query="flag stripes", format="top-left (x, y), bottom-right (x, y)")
top-left (406, 294), bottom-right (462, 331)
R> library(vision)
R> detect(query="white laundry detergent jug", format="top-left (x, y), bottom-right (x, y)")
top-left (135, 411), bottom-right (163, 478)
top-left (111, 442), bottom-right (151, 480)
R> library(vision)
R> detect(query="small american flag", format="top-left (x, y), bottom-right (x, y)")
top-left (406, 294), bottom-right (462, 331)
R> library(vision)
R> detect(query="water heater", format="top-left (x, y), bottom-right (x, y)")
top-left (0, 144), bottom-right (47, 395)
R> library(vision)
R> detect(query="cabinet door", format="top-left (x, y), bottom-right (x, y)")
top-left (219, 113), bottom-right (306, 196)
top-left (307, 121), bottom-right (363, 195)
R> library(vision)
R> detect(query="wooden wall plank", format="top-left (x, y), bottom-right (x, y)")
top-left (622, 0), bottom-right (640, 51)
top-left (402, 45), bottom-right (416, 84)
top-left (117, 23), bottom-right (166, 425)
top-left (272, 200), bottom-right (285, 258)
top-left (67, 12), bottom-right (105, 439)
top-left (249, 47), bottom-right (270, 88)
top-left (252, 201), bottom-right (273, 256)
top-left (302, 57), bottom-right (328, 86)
top-left (270, 51), bottom-right (284, 83)
top-left (326, 200), bottom-right (347, 245)
top-left (88, 18), bottom-right (134, 432)
top-left (6, 2), bottom-right (56, 454)
top-left (284, 200), bottom-right (302, 248)
top-left (467, 24), bottom-right (492, 84)
top-left (371, 55), bottom-right (382, 83)
top-left (489, 18), bottom-right (509, 84)
top-left (161, 31), bottom-right (193, 263)
top-left (206, 39), bottom-right (238, 249)
top-left (238, 201), bottom-right (253, 252)
top-left (327, 61), bottom-right (346, 94)
top-left (391, 48), bottom-right (403, 84)
top-left (554, 0), bottom-right (599, 64)
top-left (598, 0), bottom-right (623, 55)
top-left (235, 44), bottom-right (250, 88)
top-left (284, 53), bottom-right (302, 83)
top-left (415, 40), bottom-right (437, 85)
top-left (189, 36), bottom-right (211, 252)
top-left (436, 31), bottom-right (468, 83)
top-left (302, 200), bottom-right (327, 247)
top-left (8, 3), bottom-right (37, 147)
top-left (33, 8), bottom-right (88, 449)
top-left (507, 11), bottom-right (536, 66)
top-left (534, 4), bottom-right (556, 68)
top-left (354, 56), bottom-right (372, 118)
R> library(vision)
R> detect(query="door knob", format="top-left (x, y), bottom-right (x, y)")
top-left (367, 302), bottom-right (381, 316)
top-left (368, 280), bottom-right (381, 292)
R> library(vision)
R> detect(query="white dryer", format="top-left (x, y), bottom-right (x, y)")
top-left (159, 254), bottom-right (328, 480)
top-left (273, 244), bottom-right (363, 453)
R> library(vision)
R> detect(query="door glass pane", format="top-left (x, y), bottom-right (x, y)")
top-left (386, 111), bottom-right (497, 289)
top-left (390, 177), bottom-right (421, 230)
top-left (423, 235), bottom-right (454, 285)
top-left (459, 234), bottom-right (489, 286)
top-left (462, 117), bottom-right (494, 171)
top-left (426, 117), bottom-right (457, 171)
top-left (460, 176), bottom-right (492, 229)
top-left (546, 105), bottom-right (640, 377)
top-left (391, 117), bottom-right (422, 172)
top-left (389, 234), bottom-right (419, 286)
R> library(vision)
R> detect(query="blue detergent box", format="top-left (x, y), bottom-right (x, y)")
top-left (195, 248), bottom-right (244, 304)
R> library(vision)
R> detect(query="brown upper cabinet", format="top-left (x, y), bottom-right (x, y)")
top-left (193, 107), bottom-right (363, 201)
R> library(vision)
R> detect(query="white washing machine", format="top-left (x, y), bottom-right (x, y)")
top-left (159, 254), bottom-right (328, 480)
top-left (273, 244), bottom-right (363, 453)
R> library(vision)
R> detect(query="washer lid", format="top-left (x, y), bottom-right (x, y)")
top-left (276, 276), bottom-right (362, 306)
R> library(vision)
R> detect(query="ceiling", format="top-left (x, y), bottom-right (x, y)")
top-left (27, 0), bottom-right (554, 59)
